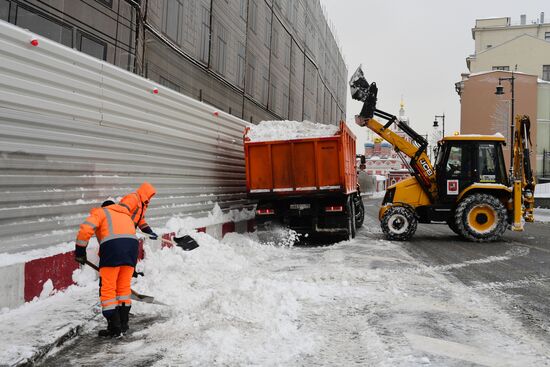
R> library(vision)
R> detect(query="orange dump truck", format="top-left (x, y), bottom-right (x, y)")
top-left (244, 121), bottom-right (365, 240)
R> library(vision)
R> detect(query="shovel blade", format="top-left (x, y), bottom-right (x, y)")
top-left (173, 234), bottom-right (199, 251)
top-left (131, 289), bottom-right (168, 306)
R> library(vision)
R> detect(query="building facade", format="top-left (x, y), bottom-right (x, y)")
top-left (457, 13), bottom-right (550, 177)
top-left (0, 0), bottom-right (346, 124)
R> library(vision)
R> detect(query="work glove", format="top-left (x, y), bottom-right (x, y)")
top-left (141, 226), bottom-right (158, 240)
top-left (74, 246), bottom-right (87, 265)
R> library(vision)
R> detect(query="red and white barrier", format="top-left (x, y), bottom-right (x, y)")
top-left (0, 219), bottom-right (255, 310)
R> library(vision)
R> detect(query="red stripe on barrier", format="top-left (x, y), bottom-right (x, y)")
top-left (161, 232), bottom-right (175, 248)
top-left (24, 252), bottom-right (78, 302)
top-left (222, 222), bottom-right (235, 237)
top-left (197, 227), bottom-right (206, 233)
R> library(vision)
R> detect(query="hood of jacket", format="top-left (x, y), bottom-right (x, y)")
top-left (137, 182), bottom-right (156, 202)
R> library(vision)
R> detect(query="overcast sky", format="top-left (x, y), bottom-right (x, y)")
top-left (320, 0), bottom-right (546, 149)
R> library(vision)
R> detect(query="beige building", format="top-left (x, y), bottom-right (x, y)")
top-left (457, 13), bottom-right (550, 177)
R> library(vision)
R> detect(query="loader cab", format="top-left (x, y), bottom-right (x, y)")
top-left (435, 136), bottom-right (507, 203)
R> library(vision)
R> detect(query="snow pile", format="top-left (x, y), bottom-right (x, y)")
top-left (130, 232), bottom-right (318, 365)
top-left (162, 203), bottom-right (254, 237)
top-left (246, 120), bottom-right (339, 142)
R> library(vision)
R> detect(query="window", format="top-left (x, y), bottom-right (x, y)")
top-left (264, 18), bottom-right (271, 48)
top-left (16, 6), bottom-right (72, 47)
top-left (546, 32), bottom-right (550, 41)
top-left (478, 144), bottom-right (497, 182)
top-left (163, 0), bottom-right (182, 43)
top-left (246, 53), bottom-right (256, 95)
top-left (95, 0), bottom-right (113, 7)
top-left (272, 28), bottom-right (278, 56)
top-left (446, 146), bottom-right (462, 177)
top-left (237, 42), bottom-right (245, 88)
top-left (249, 0), bottom-right (257, 33)
top-left (261, 65), bottom-right (269, 105)
top-left (160, 76), bottom-right (181, 92)
top-left (492, 66), bottom-right (510, 71)
top-left (200, 6), bottom-right (210, 63)
top-left (239, 0), bottom-right (247, 20)
top-left (78, 33), bottom-right (106, 60)
top-left (284, 42), bottom-right (290, 69)
top-left (216, 32), bottom-right (226, 74)
top-left (543, 65), bottom-right (550, 81)
top-left (0, 0), bottom-right (9, 21)
top-left (282, 91), bottom-right (289, 118)
top-left (270, 79), bottom-right (277, 109)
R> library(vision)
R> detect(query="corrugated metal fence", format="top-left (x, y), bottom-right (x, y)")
top-left (0, 20), bottom-right (250, 254)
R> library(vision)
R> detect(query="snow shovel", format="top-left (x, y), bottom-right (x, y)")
top-left (173, 234), bottom-right (199, 251)
top-left (84, 260), bottom-right (167, 306)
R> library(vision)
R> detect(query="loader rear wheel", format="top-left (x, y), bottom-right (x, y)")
top-left (381, 206), bottom-right (417, 241)
top-left (454, 193), bottom-right (507, 242)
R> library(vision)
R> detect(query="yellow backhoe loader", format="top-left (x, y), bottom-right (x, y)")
top-left (350, 67), bottom-right (535, 242)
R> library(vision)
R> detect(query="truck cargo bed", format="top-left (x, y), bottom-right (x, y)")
top-left (244, 121), bottom-right (357, 197)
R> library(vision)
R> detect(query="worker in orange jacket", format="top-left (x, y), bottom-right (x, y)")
top-left (119, 182), bottom-right (158, 239)
top-left (75, 200), bottom-right (139, 337)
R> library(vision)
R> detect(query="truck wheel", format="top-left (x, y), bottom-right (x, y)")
top-left (381, 206), bottom-right (417, 241)
top-left (454, 193), bottom-right (507, 242)
top-left (353, 193), bottom-right (365, 229)
top-left (346, 198), bottom-right (356, 240)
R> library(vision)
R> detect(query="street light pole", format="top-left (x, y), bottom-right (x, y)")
top-left (433, 114), bottom-right (445, 138)
top-left (495, 71), bottom-right (515, 175)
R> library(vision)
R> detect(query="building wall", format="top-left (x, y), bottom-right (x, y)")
top-left (459, 71), bottom-right (538, 170)
top-left (0, 0), bottom-right (347, 124)
top-left (0, 0), bottom-right (137, 71)
top-left (469, 36), bottom-right (550, 80)
top-left (473, 18), bottom-right (550, 54)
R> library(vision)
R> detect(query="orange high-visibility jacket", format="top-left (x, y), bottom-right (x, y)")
top-left (119, 182), bottom-right (156, 232)
top-left (76, 204), bottom-right (139, 267)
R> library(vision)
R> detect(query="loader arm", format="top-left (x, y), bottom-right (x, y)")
top-left (350, 66), bottom-right (438, 201)
top-left (511, 115), bottom-right (536, 228)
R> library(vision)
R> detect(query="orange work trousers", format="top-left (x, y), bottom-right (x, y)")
top-left (99, 265), bottom-right (134, 315)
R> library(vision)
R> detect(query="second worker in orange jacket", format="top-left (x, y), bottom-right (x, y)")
top-left (75, 200), bottom-right (139, 337)
top-left (119, 182), bottom-right (158, 239)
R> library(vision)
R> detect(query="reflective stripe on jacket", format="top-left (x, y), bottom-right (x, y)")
top-left (76, 204), bottom-right (139, 267)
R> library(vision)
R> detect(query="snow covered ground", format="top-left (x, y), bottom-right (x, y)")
top-left (3, 212), bottom-right (550, 366)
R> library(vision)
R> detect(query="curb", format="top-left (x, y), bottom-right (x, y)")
top-left (0, 219), bottom-right (255, 311)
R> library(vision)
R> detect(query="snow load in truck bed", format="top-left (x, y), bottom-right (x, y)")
top-left (246, 120), bottom-right (340, 142)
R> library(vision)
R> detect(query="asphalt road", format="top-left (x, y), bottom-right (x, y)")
top-left (364, 197), bottom-right (550, 345)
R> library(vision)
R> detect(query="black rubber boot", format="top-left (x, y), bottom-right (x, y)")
top-left (98, 310), bottom-right (122, 338)
top-left (119, 304), bottom-right (131, 333)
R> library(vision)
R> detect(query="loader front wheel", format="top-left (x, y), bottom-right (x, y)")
top-left (455, 194), bottom-right (507, 242)
top-left (381, 205), bottom-right (417, 241)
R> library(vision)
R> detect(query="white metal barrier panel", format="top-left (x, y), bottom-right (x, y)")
top-left (0, 20), bottom-right (249, 254)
